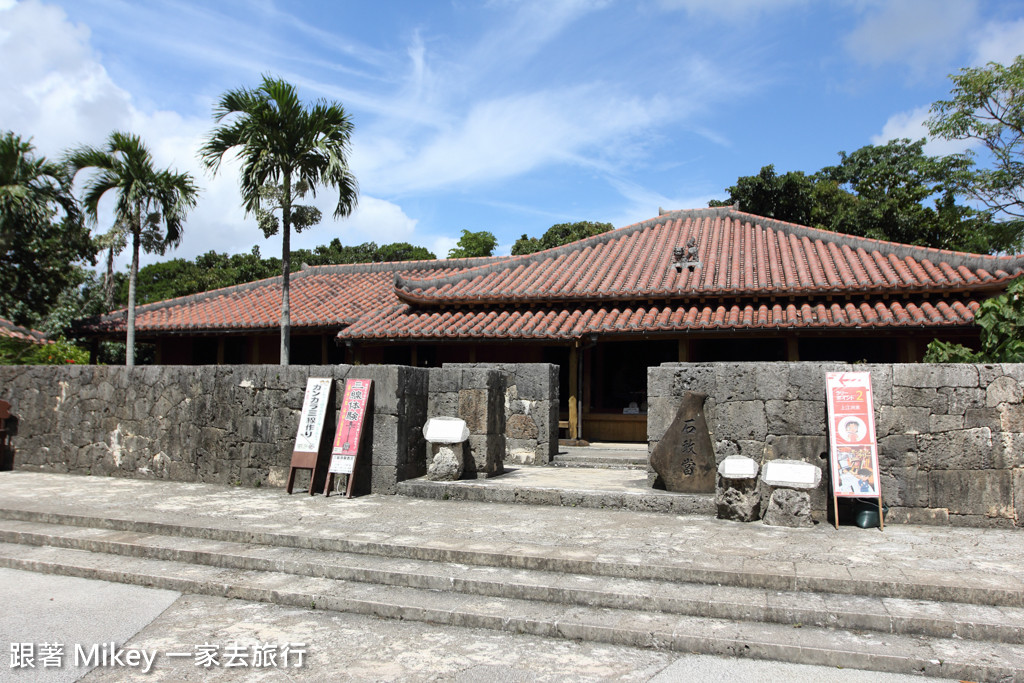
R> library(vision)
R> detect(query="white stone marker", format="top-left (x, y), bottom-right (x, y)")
top-left (423, 417), bottom-right (470, 482)
top-left (718, 455), bottom-right (759, 479)
top-left (761, 459), bottom-right (821, 490)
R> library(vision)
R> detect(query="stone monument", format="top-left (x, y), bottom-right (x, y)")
top-left (760, 459), bottom-right (822, 528)
top-left (716, 455), bottom-right (760, 522)
top-left (423, 417), bottom-right (470, 481)
top-left (650, 391), bottom-right (715, 493)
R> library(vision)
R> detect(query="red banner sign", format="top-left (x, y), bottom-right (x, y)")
top-left (328, 379), bottom-right (372, 476)
top-left (825, 372), bottom-right (880, 498)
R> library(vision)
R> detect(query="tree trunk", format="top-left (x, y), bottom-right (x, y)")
top-left (279, 174), bottom-right (292, 366)
top-left (126, 214), bottom-right (140, 367)
top-left (104, 245), bottom-right (116, 311)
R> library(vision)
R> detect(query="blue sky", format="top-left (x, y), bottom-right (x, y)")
top-left (2, 0), bottom-right (1023, 268)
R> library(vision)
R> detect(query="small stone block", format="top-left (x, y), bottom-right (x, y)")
top-left (423, 417), bottom-right (469, 444)
top-left (761, 459), bottom-right (821, 489)
top-left (718, 455), bottom-right (759, 479)
top-left (426, 442), bottom-right (465, 481)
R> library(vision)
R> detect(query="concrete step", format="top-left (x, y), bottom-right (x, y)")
top-left (3, 518), bottom-right (1022, 646)
top-left (396, 475), bottom-right (714, 515)
top-left (1, 506), bottom-right (1020, 610)
top-left (0, 540), bottom-right (1020, 682)
top-left (551, 453), bottom-right (648, 469)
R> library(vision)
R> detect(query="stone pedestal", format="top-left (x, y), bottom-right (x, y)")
top-left (716, 455), bottom-right (760, 522)
top-left (426, 442), bottom-right (465, 481)
top-left (649, 391), bottom-right (715, 493)
top-left (423, 417), bottom-right (470, 482)
top-left (760, 459), bottom-right (821, 528)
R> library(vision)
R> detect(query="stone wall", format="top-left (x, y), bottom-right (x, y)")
top-left (427, 367), bottom-right (506, 477)
top-left (648, 362), bottom-right (1024, 528)
top-left (0, 365), bottom-right (428, 495)
top-left (443, 363), bottom-right (559, 465)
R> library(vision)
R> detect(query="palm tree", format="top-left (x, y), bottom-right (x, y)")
top-left (200, 75), bottom-right (358, 365)
top-left (0, 131), bottom-right (90, 326)
top-left (67, 132), bottom-right (198, 366)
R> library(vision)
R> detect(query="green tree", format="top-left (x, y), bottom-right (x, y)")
top-left (67, 131), bottom-right (199, 366)
top-left (710, 140), bottom-right (1008, 253)
top-left (924, 278), bottom-right (1024, 363)
top-left (201, 75), bottom-right (358, 365)
top-left (0, 132), bottom-right (93, 326)
top-left (928, 55), bottom-right (1024, 225)
top-left (819, 139), bottom-right (996, 252)
top-left (376, 242), bottom-right (435, 262)
top-left (708, 165), bottom-right (818, 226)
top-left (511, 221), bottom-right (614, 255)
top-left (448, 229), bottom-right (497, 258)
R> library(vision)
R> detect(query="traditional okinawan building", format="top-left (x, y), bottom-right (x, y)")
top-left (77, 206), bottom-right (1024, 442)
top-left (0, 318), bottom-right (50, 345)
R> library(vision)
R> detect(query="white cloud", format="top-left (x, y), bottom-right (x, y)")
top-left (871, 106), bottom-right (975, 156)
top-left (0, 0), bottom-right (132, 155)
top-left (604, 177), bottom-right (718, 229)
top-left (971, 19), bottom-right (1024, 66)
top-left (429, 235), bottom-right (458, 259)
top-left (843, 0), bottom-right (978, 72)
top-left (356, 86), bottom-right (670, 196)
top-left (0, 0), bottom-right (428, 270)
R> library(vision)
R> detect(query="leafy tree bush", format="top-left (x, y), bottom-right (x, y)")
top-left (448, 229), bottom-right (497, 258)
top-left (0, 132), bottom-right (93, 327)
top-left (0, 336), bottom-right (89, 365)
top-left (511, 221), bottom-right (614, 255)
top-left (927, 55), bottom-right (1024, 223)
top-left (709, 140), bottom-right (1011, 253)
top-left (924, 278), bottom-right (1024, 363)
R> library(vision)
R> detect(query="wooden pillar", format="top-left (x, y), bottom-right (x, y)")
top-left (153, 341), bottom-right (163, 365)
top-left (410, 345), bottom-right (418, 367)
top-left (321, 334), bottom-right (329, 365)
top-left (677, 338), bottom-right (690, 362)
top-left (787, 337), bottom-right (799, 361)
top-left (568, 342), bottom-right (579, 441)
top-left (249, 336), bottom-right (261, 364)
top-left (468, 345), bottom-right (477, 363)
top-left (900, 338), bottom-right (918, 363)
top-left (216, 338), bottom-right (225, 365)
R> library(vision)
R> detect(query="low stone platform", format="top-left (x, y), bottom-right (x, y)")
top-left (397, 466), bottom-right (714, 515)
top-left (1, 472), bottom-right (1023, 681)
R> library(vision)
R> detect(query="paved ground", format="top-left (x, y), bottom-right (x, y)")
top-left (2, 469), bottom-right (1019, 681)
top-left (0, 471), bottom-right (1020, 593)
top-left (1, 568), bottom-right (953, 682)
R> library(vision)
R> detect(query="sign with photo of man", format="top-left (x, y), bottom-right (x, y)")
top-left (825, 371), bottom-right (884, 529)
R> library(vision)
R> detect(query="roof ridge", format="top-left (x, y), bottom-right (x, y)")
top-left (0, 317), bottom-right (48, 342)
top-left (729, 209), bottom-right (1024, 271)
top-left (393, 213), bottom-right (711, 293)
top-left (304, 255), bottom-right (511, 276)
top-left (394, 206), bottom-right (1024, 302)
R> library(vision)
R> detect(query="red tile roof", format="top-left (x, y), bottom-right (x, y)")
top-left (0, 318), bottom-right (49, 344)
top-left (394, 207), bottom-right (1024, 305)
top-left (78, 207), bottom-right (1024, 341)
top-left (78, 257), bottom-right (509, 335)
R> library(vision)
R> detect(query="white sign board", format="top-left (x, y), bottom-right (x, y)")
top-left (293, 377), bottom-right (333, 454)
top-left (423, 417), bottom-right (470, 444)
top-left (329, 454), bottom-right (355, 474)
top-left (719, 456), bottom-right (759, 479)
top-left (761, 460), bottom-right (821, 489)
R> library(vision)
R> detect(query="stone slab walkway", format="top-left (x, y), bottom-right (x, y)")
top-left (0, 470), bottom-right (1021, 603)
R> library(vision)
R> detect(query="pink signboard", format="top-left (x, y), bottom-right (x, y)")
top-left (326, 379), bottom-right (373, 496)
top-left (825, 371), bottom-right (884, 529)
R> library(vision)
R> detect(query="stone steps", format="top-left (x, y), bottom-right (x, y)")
top-left (1, 518), bottom-right (1022, 645)
top-left (395, 476), bottom-right (714, 515)
top-left (551, 453), bottom-right (648, 469)
top-left (0, 510), bottom-right (1022, 681)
